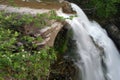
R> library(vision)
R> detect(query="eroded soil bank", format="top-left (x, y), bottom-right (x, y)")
top-left (0, 0), bottom-right (62, 9)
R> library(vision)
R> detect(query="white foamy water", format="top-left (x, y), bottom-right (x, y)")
top-left (57, 3), bottom-right (120, 80)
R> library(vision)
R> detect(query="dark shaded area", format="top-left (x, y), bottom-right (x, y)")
top-left (105, 24), bottom-right (120, 51)
top-left (49, 24), bottom-right (78, 80)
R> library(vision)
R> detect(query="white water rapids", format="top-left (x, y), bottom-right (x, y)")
top-left (57, 3), bottom-right (120, 80)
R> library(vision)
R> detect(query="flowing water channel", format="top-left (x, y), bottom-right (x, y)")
top-left (57, 3), bottom-right (120, 80)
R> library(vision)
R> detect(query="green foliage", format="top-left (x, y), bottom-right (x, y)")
top-left (86, 0), bottom-right (120, 18)
top-left (49, 10), bottom-right (65, 21)
top-left (0, 13), bottom-right (45, 29)
top-left (54, 28), bottom-right (73, 54)
top-left (0, 10), bottom-right (64, 30)
top-left (71, 0), bottom-right (120, 18)
top-left (0, 11), bottom-right (57, 80)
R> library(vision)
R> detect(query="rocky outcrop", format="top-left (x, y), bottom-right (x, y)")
top-left (61, 1), bottom-right (76, 14)
top-left (21, 20), bottom-right (66, 47)
top-left (37, 22), bottom-right (66, 47)
top-left (0, 4), bottom-right (68, 47)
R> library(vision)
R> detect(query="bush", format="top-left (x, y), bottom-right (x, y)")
top-left (0, 11), bottom-right (57, 80)
top-left (87, 0), bottom-right (120, 18)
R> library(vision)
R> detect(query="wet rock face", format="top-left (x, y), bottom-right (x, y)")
top-left (111, 17), bottom-right (120, 30)
top-left (105, 24), bottom-right (120, 50)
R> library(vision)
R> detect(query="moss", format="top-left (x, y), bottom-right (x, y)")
top-left (54, 25), bottom-right (73, 54)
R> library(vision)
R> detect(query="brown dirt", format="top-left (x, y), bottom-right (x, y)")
top-left (0, 0), bottom-right (62, 9)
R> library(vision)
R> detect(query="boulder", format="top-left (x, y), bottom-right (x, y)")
top-left (61, 1), bottom-right (76, 14)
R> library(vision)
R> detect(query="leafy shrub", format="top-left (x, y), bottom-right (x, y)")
top-left (86, 0), bottom-right (120, 18)
top-left (0, 11), bottom-right (58, 80)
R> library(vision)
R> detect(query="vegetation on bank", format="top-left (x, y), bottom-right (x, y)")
top-left (86, 0), bottom-right (120, 18)
top-left (0, 11), bottom-right (64, 80)
top-left (69, 0), bottom-right (120, 19)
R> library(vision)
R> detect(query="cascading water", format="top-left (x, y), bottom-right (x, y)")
top-left (57, 3), bottom-right (120, 80)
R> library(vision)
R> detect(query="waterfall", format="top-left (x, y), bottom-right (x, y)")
top-left (57, 3), bottom-right (120, 80)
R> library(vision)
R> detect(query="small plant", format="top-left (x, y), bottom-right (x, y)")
top-left (49, 10), bottom-right (65, 21)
